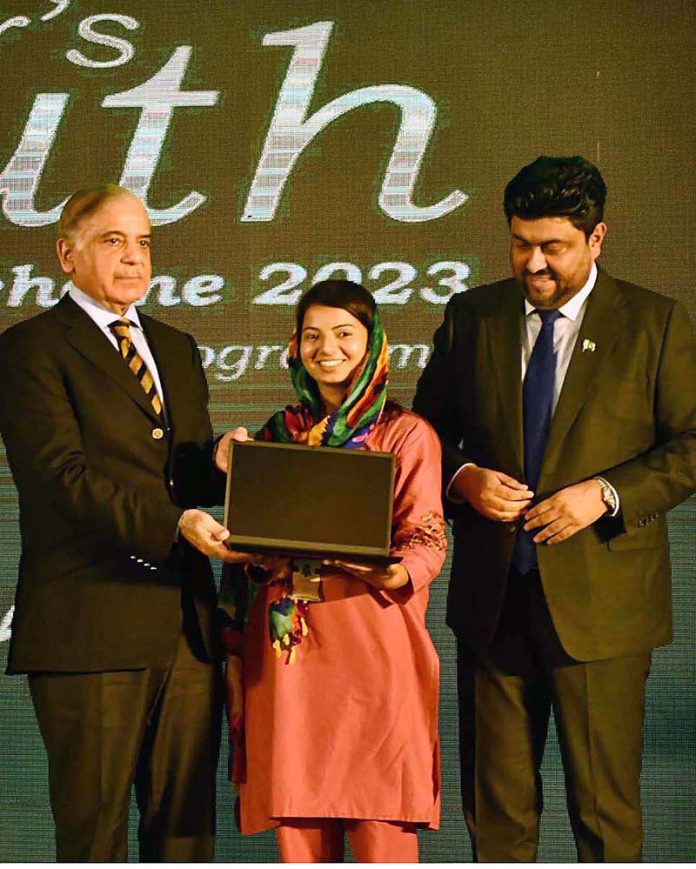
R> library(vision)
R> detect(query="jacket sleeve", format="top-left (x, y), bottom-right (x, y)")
top-left (0, 327), bottom-right (183, 563)
top-left (601, 300), bottom-right (696, 525)
top-left (413, 296), bottom-right (474, 492)
top-left (169, 333), bottom-right (226, 509)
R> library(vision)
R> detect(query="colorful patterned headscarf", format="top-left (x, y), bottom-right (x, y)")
top-left (258, 308), bottom-right (389, 449)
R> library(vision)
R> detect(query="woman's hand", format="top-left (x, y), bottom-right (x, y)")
top-left (324, 559), bottom-right (410, 591)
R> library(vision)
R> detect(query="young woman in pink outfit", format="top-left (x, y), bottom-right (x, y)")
top-left (220, 280), bottom-right (446, 862)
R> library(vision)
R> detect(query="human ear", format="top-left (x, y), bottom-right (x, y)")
top-left (56, 237), bottom-right (75, 274)
top-left (589, 222), bottom-right (607, 259)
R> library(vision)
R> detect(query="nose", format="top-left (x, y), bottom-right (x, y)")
top-left (525, 246), bottom-right (547, 274)
top-left (122, 239), bottom-right (145, 263)
top-left (317, 332), bottom-right (338, 355)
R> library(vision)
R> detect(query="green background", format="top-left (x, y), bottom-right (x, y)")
top-left (0, 0), bottom-right (693, 860)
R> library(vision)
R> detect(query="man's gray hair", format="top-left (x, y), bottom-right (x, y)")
top-left (58, 184), bottom-right (143, 240)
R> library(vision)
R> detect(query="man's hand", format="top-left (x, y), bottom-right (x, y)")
top-left (325, 559), bottom-right (409, 591)
top-left (523, 480), bottom-right (607, 545)
top-left (452, 465), bottom-right (534, 521)
top-left (214, 427), bottom-right (249, 474)
top-left (179, 508), bottom-right (251, 562)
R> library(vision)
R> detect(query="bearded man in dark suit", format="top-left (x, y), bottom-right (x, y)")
top-left (0, 185), bottom-right (246, 862)
top-left (414, 156), bottom-right (696, 861)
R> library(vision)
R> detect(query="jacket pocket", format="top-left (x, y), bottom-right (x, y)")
top-left (607, 521), bottom-right (664, 551)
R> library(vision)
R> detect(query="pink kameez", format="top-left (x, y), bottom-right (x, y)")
top-left (237, 410), bottom-right (447, 834)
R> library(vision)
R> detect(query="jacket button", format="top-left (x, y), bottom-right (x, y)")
top-left (508, 524), bottom-right (517, 534)
top-left (152, 427), bottom-right (165, 440)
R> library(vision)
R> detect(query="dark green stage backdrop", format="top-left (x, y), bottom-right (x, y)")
top-left (0, 0), bottom-right (693, 861)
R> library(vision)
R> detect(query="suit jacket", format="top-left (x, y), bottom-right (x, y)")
top-left (414, 268), bottom-right (696, 661)
top-left (0, 295), bottom-right (225, 673)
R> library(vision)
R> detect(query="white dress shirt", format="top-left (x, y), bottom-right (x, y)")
top-left (521, 263), bottom-right (597, 410)
top-left (68, 283), bottom-right (166, 409)
top-left (448, 263), bottom-right (619, 513)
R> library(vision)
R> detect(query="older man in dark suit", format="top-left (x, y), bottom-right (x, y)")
top-left (414, 156), bottom-right (696, 861)
top-left (0, 185), bottom-right (245, 862)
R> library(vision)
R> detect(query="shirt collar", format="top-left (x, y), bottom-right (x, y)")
top-left (68, 282), bottom-right (143, 331)
top-left (524, 262), bottom-right (598, 321)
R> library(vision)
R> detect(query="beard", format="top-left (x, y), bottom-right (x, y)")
top-left (517, 268), bottom-right (578, 309)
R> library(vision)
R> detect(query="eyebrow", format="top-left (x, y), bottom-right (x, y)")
top-left (512, 233), bottom-right (566, 244)
top-left (96, 230), bottom-right (152, 240)
top-left (302, 323), bottom-right (356, 332)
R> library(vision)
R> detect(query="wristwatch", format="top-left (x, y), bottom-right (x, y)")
top-left (594, 477), bottom-right (618, 515)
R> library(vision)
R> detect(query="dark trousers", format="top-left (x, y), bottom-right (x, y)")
top-left (28, 631), bottom-right (222, 862)
top-left (457, 569), bottom-right (651, 862)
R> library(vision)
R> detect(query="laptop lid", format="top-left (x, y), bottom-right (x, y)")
top-left (224, 440), bottom-right (397, 562)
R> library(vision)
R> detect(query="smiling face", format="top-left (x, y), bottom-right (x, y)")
top-left (299, 304), bottom-right (369, 412)
top-left (56, 193), bottom-right (152, 314)
top-left (510, 215), bottom-right (606, 309)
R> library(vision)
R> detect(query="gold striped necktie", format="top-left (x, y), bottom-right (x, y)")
top-left (109, 318), bottom-right (163, 417)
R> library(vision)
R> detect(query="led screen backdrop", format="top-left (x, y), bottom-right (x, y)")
top-left (0, 0), bottom-right (694, 861)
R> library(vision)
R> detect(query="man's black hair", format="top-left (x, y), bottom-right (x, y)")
top-left (503, 156), bottom-right (607, 237)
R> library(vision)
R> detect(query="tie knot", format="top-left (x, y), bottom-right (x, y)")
top-left (110, 318), bottom-right (132, 336)
top-left (536, 309), bottom-right (561, 327)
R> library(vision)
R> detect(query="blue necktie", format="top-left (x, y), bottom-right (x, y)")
top-left (513, 309), bottom-right (561, 573)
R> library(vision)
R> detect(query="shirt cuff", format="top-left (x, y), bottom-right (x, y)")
top-left (445, 463), bottom-right (476, 503)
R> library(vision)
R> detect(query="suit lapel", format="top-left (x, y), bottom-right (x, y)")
top-left (55, 295), bottom-right (162, 423)
top-left (140, 315), bottom-right (180, 429)
top-left (484, 283), bottom-right (524, 473)
top-left (540, 269), bottom-right (626, 486)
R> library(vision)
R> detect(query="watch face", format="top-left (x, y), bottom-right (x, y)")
top-left (595, 478), bottom-right (616, 511)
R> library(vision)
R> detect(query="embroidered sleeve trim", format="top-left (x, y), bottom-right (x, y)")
top-left (392, 510), bottom-right (447, 552)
